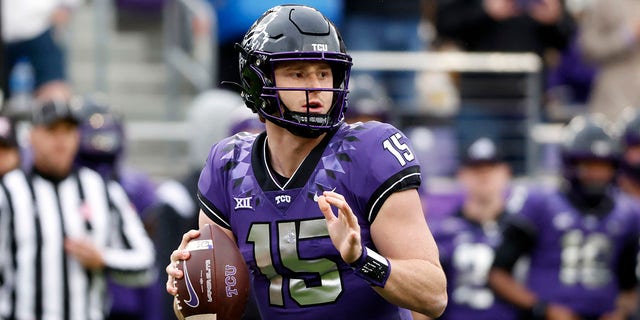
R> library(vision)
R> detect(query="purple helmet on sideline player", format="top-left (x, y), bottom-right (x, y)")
top-left (561, 114), bottom-right (620, 197)
top-left (75, 95), bottom-right (125, 179)
top-left (236, 5), bottom-right (352, 138)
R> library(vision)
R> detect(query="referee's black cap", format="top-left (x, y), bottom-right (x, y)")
top-left (0, 116), bottom-right (17, 147)
top-left (32, 99), bottom-right (81, 127)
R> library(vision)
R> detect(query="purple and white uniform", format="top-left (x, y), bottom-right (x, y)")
top-left (198, 121), bottom-right (421, 319)
top-left (513, 188), bottom-right (640, 317)
top-left (434, 208), bottom-right (518, 320)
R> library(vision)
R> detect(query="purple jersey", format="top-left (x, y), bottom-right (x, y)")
top-left (198, 122), bottom-right (421, 319)
top-left (434, 208), bottom-right (518, 320)
top-left (514, 188), bottom-right (640, 317)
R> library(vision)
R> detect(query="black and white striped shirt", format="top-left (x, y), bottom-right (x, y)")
top-left (0, 167), bottom-right (155, 320)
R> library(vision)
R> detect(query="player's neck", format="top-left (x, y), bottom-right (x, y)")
top-left (265, 125), bottom-right (325, 177)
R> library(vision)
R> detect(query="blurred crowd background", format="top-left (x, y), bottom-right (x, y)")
top-left (3, 0), bottom-right (640, 319)
top-left (1, 0), bottom-right (622, 184)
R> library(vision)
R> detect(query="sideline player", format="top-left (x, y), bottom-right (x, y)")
top-left (433, 137), bottom-right (519, 320)
top-left (166, 5), bottom-right (447, 320)
top-left (488, 114), bottom-right (640, 319)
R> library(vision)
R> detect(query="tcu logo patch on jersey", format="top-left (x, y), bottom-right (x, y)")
top-left (275, 195), bottom-right (291, 204)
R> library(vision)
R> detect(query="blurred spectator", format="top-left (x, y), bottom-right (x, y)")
top-left (545, 35), bottom-right (598, 121)
top-left (148, 89), bottom-right (263, 320)
top-left (433, 137), bottom-right (519, 320)
top-left (342, 0), bottom-right (430, 111)
top-left (0, 98), bottom-right (155, 320)
top-left (345, 75), bottom-right (391, 124)
top-left (207, 0), bottom-right (343, 88)
top-left (0, 115), bottom-right (20, 175)
top-left (436, 0), bottom-right (574, 56)
top-left (436, 0), bottom-right (575, 174)
top-left (617, 109), bottom-right (640, 200)
top-left (578, 0), bottom-right (640, 123)
top-left (2, 0), bottom-right (80, 109)
top-left (488, 114), bottom-right (640, 319)
top-left (545, 1), bottom-right (598, 121)
top-left (75, 95), bottom-right (161, 320)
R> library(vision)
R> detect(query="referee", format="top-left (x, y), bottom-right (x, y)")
top-left (0, 99), bottom-right (155, 320)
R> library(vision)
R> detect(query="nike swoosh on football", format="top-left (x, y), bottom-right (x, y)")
top-left (183, 260), bottom-right (200, 308)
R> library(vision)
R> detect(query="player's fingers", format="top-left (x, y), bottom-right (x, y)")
top-left (317, 195), bottom-right (337, 221)
top-left (322, 194), bottom-right (357, 224)
top-left (323, 190), bottom-right (346, 202)
top-left (179, 230), bottom-right (200, 249)
top-left (170, 249), bottom-right (190, 263)
top-left (166, 261), bottom-right (181, 295)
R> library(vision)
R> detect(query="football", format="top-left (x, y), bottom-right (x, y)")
top-left (175, 224), bottom-right (250, 320)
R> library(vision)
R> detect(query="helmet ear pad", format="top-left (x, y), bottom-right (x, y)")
top-left (239, 54), bottom-right (271, 113)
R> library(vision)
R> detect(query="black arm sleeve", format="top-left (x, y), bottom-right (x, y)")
top-left (492, 220), bottom-right (537, 272)
top-left (617, 235), bottom-right (639, 291)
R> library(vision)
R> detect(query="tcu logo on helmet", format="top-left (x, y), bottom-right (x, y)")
top-left (311, 43), bottom-right (328, 51)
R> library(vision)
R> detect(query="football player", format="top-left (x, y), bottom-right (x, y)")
top-left (433, 137), bottom-right (519, 320)
top-left (488, 114), bottom-right (640, 319)
top-left (75, 97), bottom-right (161, 320)
top-left (166, 5), bottom-right (447, 320)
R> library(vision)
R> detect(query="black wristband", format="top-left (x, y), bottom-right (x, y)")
top-left (349, 247), bottom-right (391, 287)
top-left (530, 301), bottom-right (548, 320)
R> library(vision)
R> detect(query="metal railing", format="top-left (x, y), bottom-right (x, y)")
top-left (131, 48), bottom-right (545, 176)
top-left (162, 0), bottom-right (215, 119)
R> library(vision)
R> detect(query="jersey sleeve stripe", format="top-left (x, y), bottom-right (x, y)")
top-left (197, 191), bottom-right (231, 230)
top-left (367, 165), bottom-right (421, 223)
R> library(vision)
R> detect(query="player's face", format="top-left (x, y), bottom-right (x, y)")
top-left (30, 120), bottom-right (80, 178)
top-left (458, 163), bottom-right (510, 200)
top-left (574, 159), bottom-right (615, 186)
top-left (274, 61), bottom-right (335, 114)
top-left (0, 144), bottom-right (19, 176)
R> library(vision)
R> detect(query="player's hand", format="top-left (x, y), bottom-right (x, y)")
top-left (483, 0), bottom-right (520, 21)
top-left (528, 0), bottom-right (562, 25)
top-left (64, 238), bottom-right (105, 270)
top-left (318, 191), bottom-right (363, 264)
top-left (166, 229), bottom-right (200, 296)
top-left (546, 303), bottom-right (580, 320)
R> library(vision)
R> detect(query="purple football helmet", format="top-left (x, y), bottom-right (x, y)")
top-left (237, 5), bottom-right (352, 138)
top-left (561, 114), bottom-right (620, 195)
top-left (75, 96), bottom-right (125, 179)
top-left (561, 114), bottom-right (619, 165)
